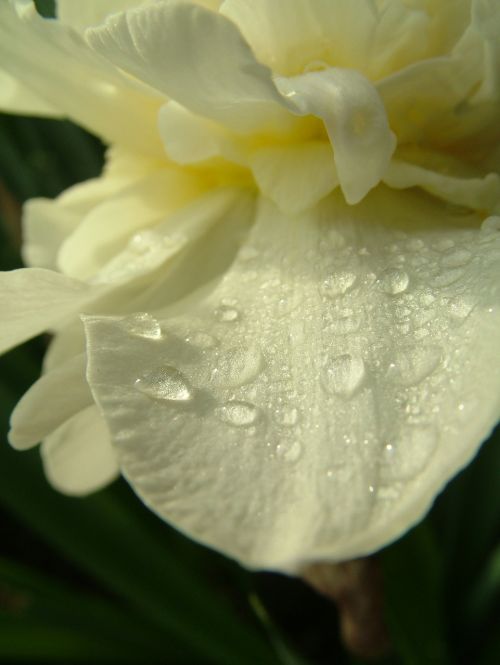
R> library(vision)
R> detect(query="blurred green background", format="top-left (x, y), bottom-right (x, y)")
top-left (0, 1), bottom-right (499, 663)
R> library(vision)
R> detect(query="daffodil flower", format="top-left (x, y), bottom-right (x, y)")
top-left (1, 0), bottom-right (499, 571)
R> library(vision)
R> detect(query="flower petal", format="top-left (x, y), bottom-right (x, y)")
top-left (86, 0), bottom-right (292, 133)
top-left (84, 190), bottom-right (500, 570)
top-left (57, 169), bottom-right (207, 281)
top-left (249, 141), bottom-right (338, 214)
top-left (0, 68), bottom-right (61, 116)
top-left (0, 268), bottom-right (98, 354)
top-left (57, 0), bottom-right (140, 31)
top-left (275, 69), bottom-right (396, 204)
top-left (41, 405), bottom-right (119, 496)
top-left (9, 354), bottom-right (92, 450)
top-left (0, 1), bottom-right (162, 154)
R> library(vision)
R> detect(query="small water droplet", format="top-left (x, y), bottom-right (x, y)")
top-left (275, 406), bottom-right (299, 427)
top-left (481, 216), bottom-right (500, 233)
top-left (407, 238), bottom-right (425, 251)
top-left (440, 248), bottom-right (472, 268)
top-left (215, 304), bottom-right (239, 322)
top-left (187, 331), bottom-right (218, 349)
top-left (435, 238), bottom-right (455, 252)
top-left (277, 440), bottom-right (302, 462)
top-left (215, 401), bottom-right (259, 427)
top-left (326, 469), bottom-right (334, 479)
top-left (448, 297), bottom-right (474, 320)
top-left (129, 230), bottom-right (157, 254)
top-left (326, 229), bottom-right (347, 249)
top-left (377, 268), bottom-right (409, 295)
top-left (239, 245), bottom-right (259, 261)
top-left (387, 345), bottom-right (441, 387)
top-left (320, 271), bottom-right (357, 298)
top-left (135, 366), bottom-right (193, 401)
top-left (381, 425), bottom-right (438, 481)
top-left (211, 346), bottom-right (263, 388)
top-left (322, 354), bottom-right (365, 398)
top-left (124, 313), bottom-right (162, 339)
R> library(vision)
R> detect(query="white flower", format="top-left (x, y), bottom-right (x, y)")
top-left (1, 0), bottom-right (499, 571)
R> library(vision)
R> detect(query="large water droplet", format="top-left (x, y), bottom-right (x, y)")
top-left (440, 248), bottom-right (472, 268)
top-left (124, 313), bottom-right (162, 340)
top-left (387, 345), bottom-right (441, 387)
top-left (135, 366), bottom-right (193, 402)
top-left (377, 268), bottom-right (409, 295)
top-left (320, 271), bottom-right (357, 299)
top-left (322, 354), bottom-right (365, 398)
top-left (481, 216), bottom-right (500, 233)
top-left (215, 401), bottom-right (259, 427)
top-left (381, 425), bottom-right (438, 481)
top-left (214, 304), bottom-right (239, 322)
top-left (211, 346), bottom-right (263, 388)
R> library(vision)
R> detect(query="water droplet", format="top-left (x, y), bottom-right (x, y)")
top-left (406, 238), bottom-right (425, 251)
top-left (435, 238), bottom-right (455, 252)
top-left (440, 248), bottom-right (472, 268)
top-left (448, 297), bottom-right (474, 320)
top-left (187, 331), bottom-right (218, 349)
top-left (481, 216), bottom-right (500, 233)
top-left (135, 366), bottom-right (193, 401)
top-left (320, 271), bottom-right (357, 298)
top-left (326, 469), bottom-right (334, 479)
top-left (211, 346), bottom-right (263, 388)
top-left (129, 230), bottom-right (157, 254)
top-left (277, 440), bottom-right (302, 462)
top-left (214, 304), bottom-right (239, 322)
top-left (124, 313), bottom-right (162, 339)
top-left (215, 401), bottom-right (259, 427)
top-left (239, 245), bottom-right (259, 261)
top-left (377, 268), bottom-right (409, 295)
top-left (387, 345), bottom-right (441, 387)
top-left (381, 425), bottom-right (438, 481)
top-left (275, 406), bottom-right (299, 427)
top-left (322, 354), bottom-right (365, 398)
top-left (326, 229), bottom-right (346, 249)
top-left (329, 312), bottom-right (361, 335)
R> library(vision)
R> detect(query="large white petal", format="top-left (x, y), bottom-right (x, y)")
top-left (86, 0), bottom-right (292, 133)
top-left (0, 1), bottom-right (162, 155)
top-left (0, 269), bottom-right (99, 354)
top-left (0, 68), bottom-right (61, 116)
top-left (84, 190), bottom-right (500, 570)
top-left (57, 0), bottom-right (141, 31)
top-left (9, 354), bottom-right (92, 450)
top-left (41, 405), bottom-right (119, 496)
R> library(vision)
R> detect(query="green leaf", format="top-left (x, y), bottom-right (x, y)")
top-left (381, 523), bottom-right (450, 665)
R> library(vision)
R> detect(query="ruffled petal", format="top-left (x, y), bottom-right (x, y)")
top-left (84, 189), bottom-right (500, 570)
top-left (57, 0), bottom-right (140, 31)
top-left (86, 0), bottom-right (292, 133)
top-left (41, 405), bottom-right (119, 496)
top-left (275, 69), bottom-right (396, 203)
top-left (0, 268), bottom-right (99, 354)
top-left (9, 354), bottom-right (92, 450)
top-left (249, 141), bottom-right (338, 213)
top-left (0, 1), bottom-right (162, 154)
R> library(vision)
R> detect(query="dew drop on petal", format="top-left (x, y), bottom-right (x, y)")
top-left (322, 354), bottom-right (365, 398)
top-left (386, 345), bottom-right (441, 387)
top-left (481, 216), bottom-right (500, 233)
top-left (211, 346), bottom-right (263, 388)
top-left (381, 425), bottom-right (438, 481)
top-left (275, 406), bottom-right (299, 427)
top-left (320, 271), bottom-right (357, 298)
top-left (135, 366), bottom-right (193, 401)
top-left (215, 304), bottom-right (240, 322)
top-left (377, 268), bottom-right (409, 295)
top-left (215, 401), bottom-right (260, 427)
top-left (124, 313), bottom-right (162, 340)
top-left (187, 331), bottom-right (218, 349)
top-left (277, 440), bottom-right (302, 462)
